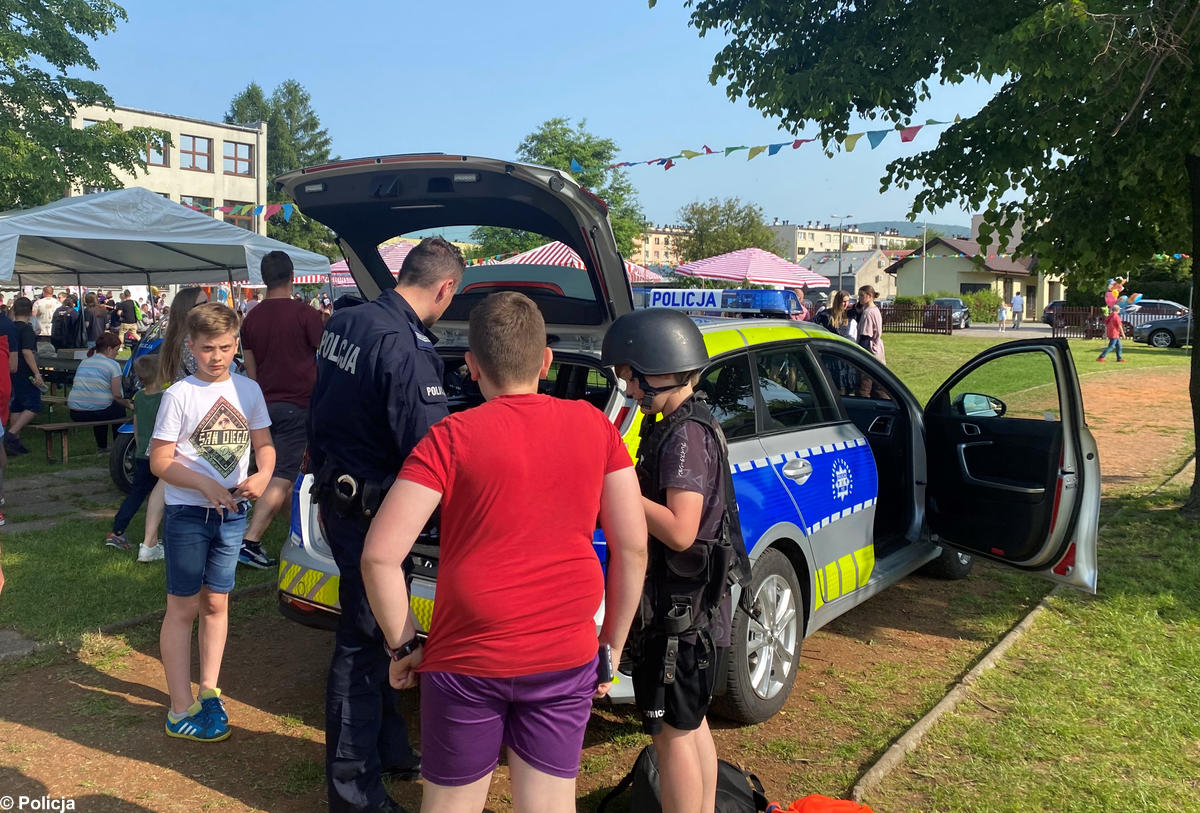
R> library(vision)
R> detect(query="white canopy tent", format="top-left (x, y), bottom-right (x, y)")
top-left (0, 187), bottom-right (331, 289)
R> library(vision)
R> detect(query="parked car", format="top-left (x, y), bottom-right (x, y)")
top-left (273, 155), bottom-right (1101, 725)
top-left (1042, 300), bottom-right (1068, 325)
top-left (1121, 298), bottom-right (1190, 336)
top-left (1132, 313), bottom-right (1194, 348)
top-left (931, 297), bottom-right (971, 329)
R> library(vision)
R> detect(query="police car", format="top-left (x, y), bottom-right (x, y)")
top-left (274, 155), bottom-right (1100, 724)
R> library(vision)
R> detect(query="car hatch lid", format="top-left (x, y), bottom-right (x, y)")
top-left (275, 155), bottom-right (633, 334)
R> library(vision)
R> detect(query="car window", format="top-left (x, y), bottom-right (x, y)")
top-left (755, 348), bottom-right (839, 430)
top-left (815, 350), bottom-right (894, 402)
top-left (696, 355), bottom-right (757, 439)
top-left (945, 351), bottom-right (1061, 421)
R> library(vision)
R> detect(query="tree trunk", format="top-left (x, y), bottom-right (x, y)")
top-left (1183, 152), bottom-right (1200, 516)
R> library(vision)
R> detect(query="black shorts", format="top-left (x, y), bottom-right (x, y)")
top-left (631, 631), bottom-right (717, 735)
top-left (267, 402), bottom-right (308, 481)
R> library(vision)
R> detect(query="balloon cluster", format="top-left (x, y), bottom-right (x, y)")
top-left (1105, 277), bottom-right (1142, 316)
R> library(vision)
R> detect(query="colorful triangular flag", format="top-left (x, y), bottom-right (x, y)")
top-left (900, 125), bottom-right (922, 142)
top-left (680, 149), bottom-right (701, 159)
top-left (282, 203), bottom-right (294, 223)
top-left (570, 158), bottom-right (583, 173)
top-left (747, 145), bottom-right (767, 160)
top-left (866, 130), bottom-right (889, 149)
top-left (767, 142), bottom-right (788, 156)
top-left (724, 145), bottom-right (747, 156)
top-left (702, 145), bottom-right (715, 154)
top-left (792, 138), bottom-right (814, 149)
top-left (664, 159), bottom-right (676, 170)
top-left (844, 133), bottom-right (865, 152)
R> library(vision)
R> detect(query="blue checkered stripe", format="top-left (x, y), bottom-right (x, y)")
top-left (734, 438), bottom-right (878, 538)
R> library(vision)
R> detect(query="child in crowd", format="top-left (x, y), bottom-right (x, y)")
top-left (360, 292), bottom-right (646, 813)
top-left (601, 307), bottom-right (742, 813)
top-left (105, 354), bottom-right (167, 561)
top-left (149, 303), bottom-right (274, 742)
top-left (997, 301), bottom-right (1008, 333)
top-left (1097, 305), bottom-right (1126, 362)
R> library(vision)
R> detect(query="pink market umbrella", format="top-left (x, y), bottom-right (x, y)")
top-left (495, 241), bottom-right (664, 283)
top-left (676, 247), bottom-right (830, 287)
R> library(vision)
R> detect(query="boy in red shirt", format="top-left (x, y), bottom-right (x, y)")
top-left (361, 292), bottom-right (647, 812)
top-left (1097, 306), bottom-right (1126, 362)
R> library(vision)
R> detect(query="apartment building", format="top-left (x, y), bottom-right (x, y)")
top-left (71, 104), bottom-right (268, 235)
top-left (631, 224), bottom-right (687, 267)
top-left (769, 219), bottom-right (910, 262)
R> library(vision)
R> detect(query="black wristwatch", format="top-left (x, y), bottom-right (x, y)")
top-left (384, 634), bottom-right (422, 662)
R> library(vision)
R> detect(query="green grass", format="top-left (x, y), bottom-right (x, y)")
top-left (883, 333), bottom-right (1191, 404)
top-left (0, 509), bottom-right (286, 644)
top-left (866, 483), bottom-right (1200, 812)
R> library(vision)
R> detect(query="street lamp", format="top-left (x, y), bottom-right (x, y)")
top-left (831, 214), bottom-right (853, 291)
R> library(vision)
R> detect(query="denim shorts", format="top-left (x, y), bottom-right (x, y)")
top-left (163, 504), bottom-right (247, 597)
top-left (419, 655), bottom-right (599, 786)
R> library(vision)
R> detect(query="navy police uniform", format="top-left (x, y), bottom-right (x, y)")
top-left (308, 288), bottom-right (447, 813)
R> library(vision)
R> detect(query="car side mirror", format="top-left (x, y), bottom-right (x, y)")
top-left (952, 392), bottom-right (1007, 418)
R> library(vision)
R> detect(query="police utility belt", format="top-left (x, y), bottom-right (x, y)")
top-left (311, 461), bottom-right (395, 519)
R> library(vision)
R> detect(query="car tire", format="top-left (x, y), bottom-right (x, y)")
top-left (1149, 329), bottom-right (1175, 348)
top-left (921, 546), bottom-right (974, 580)
top-left (962, 316), bottom-right (971, 329)
top-left (712, 547), bottom-right (802, 724)
top-left (109, 431), bottom-right (136, 494)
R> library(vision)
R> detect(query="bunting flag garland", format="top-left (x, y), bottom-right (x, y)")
top-left (577, 119), bottom-right (958, 174)
top-left (180, 200), bottom-right (295, 222)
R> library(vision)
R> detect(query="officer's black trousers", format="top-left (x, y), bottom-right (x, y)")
top-left (323, 508), bottom-right (415, 812)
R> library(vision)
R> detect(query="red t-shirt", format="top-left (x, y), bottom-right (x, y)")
top-left (1105, 310), bottom-right (1123, 339)
top-left (240, 297), bottom-right (324, 408)
top-left (400, 393), bottom-right (633, 677)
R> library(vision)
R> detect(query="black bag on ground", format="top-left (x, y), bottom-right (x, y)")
top-left (597, 745), bottom-right (768, 813)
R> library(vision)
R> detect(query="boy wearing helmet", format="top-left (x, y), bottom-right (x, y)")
top-left (602, 308), bottom-right (749, 813)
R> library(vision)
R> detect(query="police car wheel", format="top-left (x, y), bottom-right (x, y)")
top-left (714, 548), bottom-right (802, 724)
top-left (109, 432), bottom-right (137, 494)
top-left (920, 547), bottom-right (974, 580)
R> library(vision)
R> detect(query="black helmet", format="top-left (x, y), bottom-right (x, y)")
top-left (601, 308), bottom-right (709, 375)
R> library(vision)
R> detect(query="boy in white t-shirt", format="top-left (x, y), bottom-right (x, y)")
top-left (149, 303), bottom-right (275, 742)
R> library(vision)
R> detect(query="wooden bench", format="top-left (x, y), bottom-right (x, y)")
top-left (30, 418), bottom-right (128, 464)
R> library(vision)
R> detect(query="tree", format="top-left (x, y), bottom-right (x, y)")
top-left (471, 118), bottom-right (644, 257)
top-left (667, 0), bottom-right (1200, 513)
top-left (226, 80), bottom-right (337, 258)
top-left (674, 197), bottom-right (780, 262)
top-left (0, 0), bottom-right (165, 210)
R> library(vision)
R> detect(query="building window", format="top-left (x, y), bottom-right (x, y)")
top-left (81, 119), bottom-right (101, 128)
top-left (179, 135), bottom-right (212, 172)
top-left (223, 200), bottom-right (254, 230)
top-left (654, 237), bottom-right (660, 245)
top-left (180, 195), bottom-right (213, 215)
top-left (223, 141), bottom-right (254, 176)
top-left (141, 138), bottom-right (169, 167)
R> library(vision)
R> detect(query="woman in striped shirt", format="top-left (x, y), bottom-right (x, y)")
top-left (68, 332), bottom-right (132, 452)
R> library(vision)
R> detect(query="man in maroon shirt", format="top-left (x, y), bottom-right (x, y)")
top-left (239, 251), bottom-right (325, 568)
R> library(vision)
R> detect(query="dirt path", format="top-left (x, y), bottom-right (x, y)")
top-left (0, 367), bottom-right (1190, 812)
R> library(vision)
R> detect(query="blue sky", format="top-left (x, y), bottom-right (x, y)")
top-left (84, 0), bottom-right (996, 229)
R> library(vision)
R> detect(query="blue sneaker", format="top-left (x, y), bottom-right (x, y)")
top-left (165, 701), bottom-right (229, 742)
top-left (198, 688), bottom-right (228, 727)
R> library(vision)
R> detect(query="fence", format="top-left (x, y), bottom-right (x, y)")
top-left (1050, 307), bottom-right (1170, 339)
top-left (879, 304), bottom-right (953, 335)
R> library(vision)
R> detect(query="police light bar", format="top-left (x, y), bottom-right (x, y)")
top-left (634, 288), bottom-right (803, 316)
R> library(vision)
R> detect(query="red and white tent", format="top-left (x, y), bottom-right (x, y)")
top-left (294, 241), bottom-right (420, 285)
top-left (676, 247), bottom-right (829, 288)
top-left (495, 241), bottom-right (664, 283)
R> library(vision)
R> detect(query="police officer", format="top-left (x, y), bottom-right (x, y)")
top-left (308, 237), bottom-right (464, 813)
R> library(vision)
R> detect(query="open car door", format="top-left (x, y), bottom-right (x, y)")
top-left (923, 338), bottom-right (1099, 593)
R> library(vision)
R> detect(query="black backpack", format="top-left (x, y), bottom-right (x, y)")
top-left (50, 306), bottom-right (79, 349)
top-left (597, 745), bottom-right (768, 813)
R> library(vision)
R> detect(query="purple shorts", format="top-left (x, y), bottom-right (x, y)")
top-left (419, 655), bottom-right (599, 786)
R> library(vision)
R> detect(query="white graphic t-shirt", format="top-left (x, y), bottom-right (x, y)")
top-left (152, 374), bottom-right (271, 507)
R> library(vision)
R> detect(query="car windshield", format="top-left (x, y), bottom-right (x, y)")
top-left (934, 299), bottom-right (960, 307)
